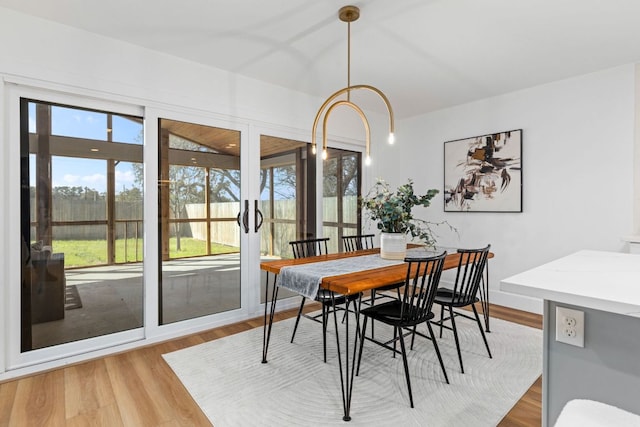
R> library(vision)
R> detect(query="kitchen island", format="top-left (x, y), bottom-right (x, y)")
top-left (501, 250), bottom-right (640, 426)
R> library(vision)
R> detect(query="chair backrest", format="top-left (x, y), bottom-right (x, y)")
top-left (341, 234), bottom-right (375, 252)
top-left (450, 245), bottom-right (491, 305)
top-left (399, 251), bottom-right (447, 323)
top-left (289, 237), bottom-right (330, 259)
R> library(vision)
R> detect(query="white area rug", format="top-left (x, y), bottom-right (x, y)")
top-left (163, 309), bottom-right (542, 426)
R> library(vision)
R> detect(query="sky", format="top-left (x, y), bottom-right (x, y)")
top-left (29, 103), bottom-right (142, 194)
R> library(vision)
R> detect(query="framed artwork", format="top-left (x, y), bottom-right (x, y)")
top-left (444, 129), bottom-right (522, 212)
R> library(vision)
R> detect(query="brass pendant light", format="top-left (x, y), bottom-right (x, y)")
top-left (311, 5), bottom-right (395, 166)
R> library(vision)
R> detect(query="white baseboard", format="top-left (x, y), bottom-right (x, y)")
top-left (438, 278), bottom-right (543, 315)
top-left (490, 290), bottom-right (543, 314)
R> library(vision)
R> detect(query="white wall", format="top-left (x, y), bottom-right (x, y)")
top-left (374, 65), bottom-right (636, 312)
top-left (0, 7), bottom-right (364, 139)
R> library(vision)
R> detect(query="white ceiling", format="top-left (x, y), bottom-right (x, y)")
top-left (3, 0), bottom-right (640, 118)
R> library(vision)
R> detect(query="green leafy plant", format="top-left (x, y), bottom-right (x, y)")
top-left (361, 179), bottom-right (442, 247)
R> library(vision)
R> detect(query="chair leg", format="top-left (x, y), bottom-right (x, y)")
top-left (356, 316), bottom-right (369, 376)
top-left (439, 303), bottom-right (445, 338)
top-left (392, 326), bottom-right (398, 358)
top-left (472, 304), bottom-right (492, 359)
top-left (369, 290), bottom-right (376, 339)
top-left (449, 305), bottom-right (464, 373)
top-left (290, 297), bottom-right (306, 343)
top-left (426, 321), bottom-right (449, 384)
top-left (322, 303), bottom-right (328, 363)
top-left (410, 325), bottom-right (417, 350)
top-left (397, 326), bottom-right (414, 408)
top-left (341, 299), bottom-right (349, 323)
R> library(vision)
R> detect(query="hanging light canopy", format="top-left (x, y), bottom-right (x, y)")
top-left (311, 5), bottom-right (395, 166)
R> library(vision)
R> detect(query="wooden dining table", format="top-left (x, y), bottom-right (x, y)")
top-left (260, 247), bottom-right (494, 422)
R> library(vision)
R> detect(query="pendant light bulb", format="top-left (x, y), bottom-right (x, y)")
top-left (388, 132), bottom-right (395, 145)
top-left (312, 144), bottom-right (317, 155)
top-left (365, 155), bottom-right (371, 166)
top-left (322, 149), bottom-right (328, 160)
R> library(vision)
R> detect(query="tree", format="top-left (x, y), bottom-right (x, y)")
top-left (271, 165), bottom-right (296, 199)
top-left (168, 165), bottom-right (205, 250)
top-left (322, 153), bottom-right (359, 197)
top-left (116, 186), bottom-right (143, 203)
top-left (52, 186), bottom-right (105, 200)
top-left (210, 169), bottom-right (241, 202)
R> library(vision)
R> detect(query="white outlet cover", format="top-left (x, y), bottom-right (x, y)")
top-left (556, 306), bottom-right (585, 347)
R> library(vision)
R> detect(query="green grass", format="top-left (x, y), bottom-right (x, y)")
top-left (52, 238), bottom-right (238, 268)
top-left (169, 238), bottom-right (238, 258)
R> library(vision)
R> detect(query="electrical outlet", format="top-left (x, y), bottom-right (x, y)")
top-left (556, 306), bottom-right (584, 347)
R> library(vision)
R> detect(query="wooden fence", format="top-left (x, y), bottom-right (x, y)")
top-left (39, 196), bottom-right (358, 250)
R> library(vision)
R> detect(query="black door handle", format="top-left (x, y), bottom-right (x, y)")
top-left (237, 200), bottom-right (249, 234)
top-left (242, 200), bottom-right (250, 234)
top-left (254, 200), bottom-right (264, 232)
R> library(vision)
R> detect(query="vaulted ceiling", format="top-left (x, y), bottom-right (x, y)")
top-left (3, 0), bottom-right (640, 119)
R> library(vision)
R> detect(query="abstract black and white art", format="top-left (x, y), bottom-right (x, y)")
top-left (444, 130), bottom-right (522, 212)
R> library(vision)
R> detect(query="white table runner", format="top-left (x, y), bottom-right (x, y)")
top-left (277, 248), bottom-right (441, 299)
top-left (276, 254), bottom-right (402, 299)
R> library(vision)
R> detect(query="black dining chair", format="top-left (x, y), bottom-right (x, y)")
top-left (341, 234), bottom-right (403, 305)
top-left (356, 252), bottom-right (449, 408)
top-left (341, 233), bottom-right (375, 252)
top-left (431, 245), bottom-right (492, 374)
top-left (289, 237), bottom-right (361, 363)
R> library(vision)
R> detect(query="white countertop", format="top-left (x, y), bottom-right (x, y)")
top-left (501, 250), bottom-right (640, 317)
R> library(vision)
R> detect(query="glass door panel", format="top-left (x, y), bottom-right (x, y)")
top-left (20, 99), bottom-right (144, 351)
top-left (323, 148), bottom-right (362, 253)
top-left (158, 119), bottom-right (241, 324)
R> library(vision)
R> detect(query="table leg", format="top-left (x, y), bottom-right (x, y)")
top-left (331, 293), bottom-right (362, 422)
top-left (262, 272), bottom-right (280, 364)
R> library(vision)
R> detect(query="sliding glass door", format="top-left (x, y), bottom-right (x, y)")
top-left (7, 85), bottom-right (365, 372)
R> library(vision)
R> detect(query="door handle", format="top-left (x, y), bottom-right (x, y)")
top-left (254, 200), bottom-right (264, 232)
top-left (237, 200), bottom-right (249, 234)
top-left (242, 200), bottom-right (250, 234)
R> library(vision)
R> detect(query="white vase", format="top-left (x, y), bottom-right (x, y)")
top-left (380, 232), bottom-right (407, 260)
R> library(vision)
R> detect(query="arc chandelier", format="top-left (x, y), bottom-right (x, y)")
top-left (311, 5), bottom-right (395, 166)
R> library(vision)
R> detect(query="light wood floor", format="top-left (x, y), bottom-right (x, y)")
top-left (0, 303), bottom-right (542, 426)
